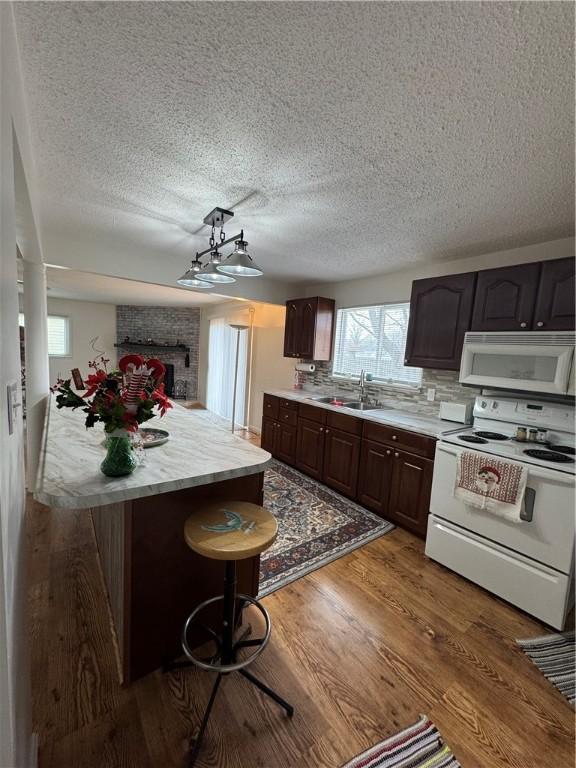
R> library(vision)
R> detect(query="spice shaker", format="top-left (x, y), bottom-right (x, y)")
top-left (516, 426), bottom-right (527, 441)
top-left (528, 428), bottom-right (538, 442)
top-left (536, 428), bottom-right (548, 444)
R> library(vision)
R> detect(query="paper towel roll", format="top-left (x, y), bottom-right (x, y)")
top-left (295, 363), bottom-right (315, 373)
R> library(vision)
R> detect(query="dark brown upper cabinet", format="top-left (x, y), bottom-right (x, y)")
top-left (404, 273), bottom-right (476, 370)
top-left (533, 257), bottom-right (575, 331)
top-left (283, 297), bottom-right (335, 360)
top-left (471, 263), bottom-right (540, 331)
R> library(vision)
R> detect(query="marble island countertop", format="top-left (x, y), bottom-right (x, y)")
top-left (34, 398), bottom-right (271, 509)
top-left (264, 389), bottom-right (467, 439)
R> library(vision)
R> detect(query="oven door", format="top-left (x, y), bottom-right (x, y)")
top-left (428, 442), bottom-right (575, 573)
top-left (459, 337), bottom-right (574, 395)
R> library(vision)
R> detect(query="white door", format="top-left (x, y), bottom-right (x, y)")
top-left (206, 317), bottom-right (248, 426)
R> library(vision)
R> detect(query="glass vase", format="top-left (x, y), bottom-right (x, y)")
top-left (100, 429), bottom-right (138, 477)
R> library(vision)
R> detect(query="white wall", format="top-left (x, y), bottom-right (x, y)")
top-left (0, 4), bottom-right (41, 766)
top-left (303, 237), bottom-right (575, 307)
top-left (198, 300), bottom-right (294, 433)
top-left (45, 297), bottom-right (117, 386)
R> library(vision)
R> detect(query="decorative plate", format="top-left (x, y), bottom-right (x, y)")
top-left (139, 428), bottom-right (169, 448)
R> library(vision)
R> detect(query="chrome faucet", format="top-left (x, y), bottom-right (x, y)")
top-left (358, 369), bottom-right (367, 403)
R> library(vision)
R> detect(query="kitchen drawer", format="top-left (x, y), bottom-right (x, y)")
top-left (362, 420), bottom-right (435, 458)
top-left (298, 402), bottom-right (327, 424)
top-left (278, 407), bottom-right (297, 427)
top-left (426, 516), bottom-right (572, 630)
top-left (278, 398), bottom-right (298, 411)
top-left (263, 394), bottom-right (279, 420)
top-left (326, 410), bottom-right (363, 436)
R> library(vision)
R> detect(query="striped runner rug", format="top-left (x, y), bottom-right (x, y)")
top-left (517, 630), bottom-right (575, 705)
top-left (342, 715), bottom-right (460, 767)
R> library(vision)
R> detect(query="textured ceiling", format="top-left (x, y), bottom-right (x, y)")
top-left (14, 1), bottom-right (575, 284)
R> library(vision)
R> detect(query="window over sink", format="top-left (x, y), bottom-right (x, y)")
top-left (333, 303), bottom-right (422, 387)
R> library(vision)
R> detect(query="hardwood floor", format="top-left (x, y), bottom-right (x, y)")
top-left (27, 458), bottom-right (574, 767)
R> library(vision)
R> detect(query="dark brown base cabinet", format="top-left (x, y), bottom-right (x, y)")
top-left (261, 418), bottom-right (297, 465)
top-left (357, 440), bottom-right (433, 537)
top-left (296, 418), bottom-right (325, 480)
top-left (262, 395), bottom-right (435, 537)
top-left (323, 428), bottom-right (361, 498)
top-left (387, 450), bottom-right (434, 536)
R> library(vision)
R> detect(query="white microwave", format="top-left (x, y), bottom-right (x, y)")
top-left (459, 331), bottom-right (575, 395)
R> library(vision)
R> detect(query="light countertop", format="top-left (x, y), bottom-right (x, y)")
top-left (34, 398), bottom-right (271, 510)
top-left (264, 389), bottom-right (467, 439)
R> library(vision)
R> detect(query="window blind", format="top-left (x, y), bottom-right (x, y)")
top-left (333, 303), bottom-right (422, 387)
top-left (46, 315), bottom-right (70, 357)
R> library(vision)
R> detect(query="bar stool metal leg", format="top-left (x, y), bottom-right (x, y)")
top-left (239, 668), bottom-right (294, 717)
top-left (221, 560), bottom-right (237, 665)
top-left (182, 558), bottom-right (294, 766)
top-left (189, 673), bottom-right (223, 767)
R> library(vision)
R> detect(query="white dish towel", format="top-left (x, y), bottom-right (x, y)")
top-left (454, 450), bottom-right (528, 523)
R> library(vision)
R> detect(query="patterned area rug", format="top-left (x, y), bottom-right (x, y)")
top-left (258, 460), bottom-right (394, 597)
top-left (342, 715), bottom-right (461, 767)
top-left (517, 631), bottom-right (575, 705)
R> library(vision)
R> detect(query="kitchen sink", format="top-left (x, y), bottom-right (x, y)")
top-left (342, 401), bottom-right (392, 412)
top-left (307, 395), bottom-right (349, 404)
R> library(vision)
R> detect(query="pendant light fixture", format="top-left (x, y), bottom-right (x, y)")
top-left (197, 248), bottom-right (236, 284)
top-left (176, 206), bottom-right (263, 289)
top-left (217, 233), bottom-right (263, 277)
top-left (177, 255), bottom-right (211, 288)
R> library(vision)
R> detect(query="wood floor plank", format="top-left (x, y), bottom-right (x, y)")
top-left (27, 483), bottom-right (575, 768)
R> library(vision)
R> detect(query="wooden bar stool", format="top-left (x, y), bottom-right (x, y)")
top-left (179, 501), bottom-right (294, 766)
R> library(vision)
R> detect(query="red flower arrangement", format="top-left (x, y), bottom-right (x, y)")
top-left (52, 353), bottom-right (172, 433)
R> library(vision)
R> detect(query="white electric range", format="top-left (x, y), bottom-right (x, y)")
top-left (426, 395), bottom-right (575, 629)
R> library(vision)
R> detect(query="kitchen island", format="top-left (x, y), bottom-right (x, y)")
top-left (35, 398), bottom-right (271, 683)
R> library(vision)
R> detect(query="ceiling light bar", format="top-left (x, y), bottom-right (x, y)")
top-left (176, 207), bottom-right (264, 288)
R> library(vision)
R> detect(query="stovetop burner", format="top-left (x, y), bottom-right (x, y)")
top-left (548, 445), bottom-right (576, 456)
top-left (474, 431), bottom-right (509, 441)
top-left (458, 435), bottom-right (488, 444)
top-left (523, 449), bottom-right (574, 463)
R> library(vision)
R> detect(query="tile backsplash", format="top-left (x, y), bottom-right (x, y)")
top-left (299, 361), bottom-right (479, 417)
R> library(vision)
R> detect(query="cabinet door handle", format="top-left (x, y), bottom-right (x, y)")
top-left (319, 427), bottom-right (324, 432)
top-left (386, 450), bottom-right (391, 455)
top-left (394, 452), bottom-right (399, 458)
top-left (536, 321), bottom-right (544, 328)
top-left (325, 429), bottom-right (330, 434)
top-left (392, 435), bottom-right (398, 441)
top-left (520, 322), bottom-right (527, 328)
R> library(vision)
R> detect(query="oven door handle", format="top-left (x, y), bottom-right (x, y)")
top-left (520, 487), bottom-right (535, 522)
top-left (437, 443), bottom-right (575, 484)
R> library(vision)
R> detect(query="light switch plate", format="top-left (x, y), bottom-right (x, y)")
top-left (426, 388), bottom-right (436, 402)
top-left (6, 382), bottom-right (19, 435)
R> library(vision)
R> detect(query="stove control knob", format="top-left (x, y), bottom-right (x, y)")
top-left (480, 400), bottom-right (487, 409)
top-left (492, 402), bottom-right (498, 409)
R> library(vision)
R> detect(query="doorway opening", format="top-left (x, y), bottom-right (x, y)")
top-left (206, 317), bottom-right (248, 427)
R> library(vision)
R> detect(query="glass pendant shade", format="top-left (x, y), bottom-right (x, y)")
top-left (217, 240), bottom-right (263, 277)
top-left (197, 251), bottom-right (236, 284)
